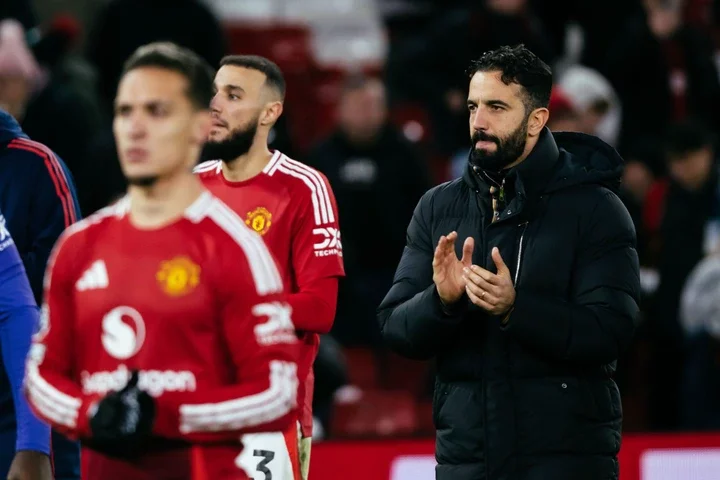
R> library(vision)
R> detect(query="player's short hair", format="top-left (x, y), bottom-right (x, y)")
top-left (121, 42), bottom-right (215, 109)
top-left (219, 55), bottom-right (286, 100)
top-left (467, 44), bottom-right (553, 112)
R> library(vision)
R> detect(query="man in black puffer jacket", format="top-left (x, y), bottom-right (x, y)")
top-left (377, 45), bottom-right (640, 480)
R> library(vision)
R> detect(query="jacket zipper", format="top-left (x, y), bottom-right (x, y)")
top-left (514, 222), bottom-right (529, 285)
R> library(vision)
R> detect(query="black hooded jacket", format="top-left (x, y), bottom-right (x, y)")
top-left (377, 129), bottom-right (640, 480)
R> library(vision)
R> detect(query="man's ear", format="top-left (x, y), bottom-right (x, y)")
top-left (260, 101), bottom-right (283, 127)
top-left (527, 107), bottom-right (549, 137)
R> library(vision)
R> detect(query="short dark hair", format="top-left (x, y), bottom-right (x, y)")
top-left (121, 42), bottom-right (215, 109)
top-left (666, 119), bottom-right (716, 161)
top-left (219, 55), bottom-right (286, 100)
top-left (467, 44), bottom-right (553, 112)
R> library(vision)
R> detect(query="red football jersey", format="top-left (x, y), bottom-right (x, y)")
top-left (25, 191), bottom-right (300, 480)
top-left (195, 150), bottom-right (345, 436)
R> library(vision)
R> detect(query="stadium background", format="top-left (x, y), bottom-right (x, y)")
top-left (2, 0), bottom-right (720, 478)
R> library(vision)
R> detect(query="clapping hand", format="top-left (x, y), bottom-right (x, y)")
top-left (462, 247), bottom-right (515, 316)
top-left (432, 231), bottom-right (474, 306)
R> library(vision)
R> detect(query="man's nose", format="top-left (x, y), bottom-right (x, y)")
top-left (210, 94), bottom-right (221, 113)
top-left (472, 112), bottom-right (489, 131)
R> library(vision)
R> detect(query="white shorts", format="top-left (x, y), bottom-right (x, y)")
top-left (236, 423), bottom-right (310, 480)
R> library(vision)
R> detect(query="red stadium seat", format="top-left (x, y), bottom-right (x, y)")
top-left (331, 389), bottom-right (418, 438)
top-left (379, 352), bottom-right (431, 397)
top-left (343, 347), bottom-right (379, 389)
top-left (222, 23), bottom-right (313, 74)
top-left (416, 399), bottom-right (435, 435)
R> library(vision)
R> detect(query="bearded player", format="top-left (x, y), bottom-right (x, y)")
top-left (195, 55), bottom-right (344, 480)
top-left (24, 43), bottom-right (300, 480)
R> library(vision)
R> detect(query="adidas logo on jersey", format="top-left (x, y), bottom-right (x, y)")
top-left (76, 260), bottom-right (109, 291)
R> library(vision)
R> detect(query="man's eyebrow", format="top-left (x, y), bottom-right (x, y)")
top-left (484, 99), bottom-right (511, 108)
top-left (224, 84), bottom-right (245, 93)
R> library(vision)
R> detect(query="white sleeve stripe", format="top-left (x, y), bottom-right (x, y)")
top-left (26, 367), bottom-right (79, 428)
top-left (276, 164), bottom-right (323, 225)
top-left (277, 156), bottom-right (332, 224)
top-left (212, 201), bottom-right (283, 291)
top-left (180, 380), bottom-right (292, 433)
top-left (27, 381), bottom-right (78, 428)
top-left (179, 361), bottom-right (297, 433)
top-left (193, 160), bottom-right (221, 173)
top-left (26, 364), bottom-right (82, 409)
top-left (262, 150), bottom-right (282, 174)
top-left (207, 201), bottom-right (283, 295)
top-left (181, 362), bottom-right (294, 417)
top-left (281, 156), bottom-right (335, 223)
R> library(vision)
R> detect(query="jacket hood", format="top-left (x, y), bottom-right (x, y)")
top-left (549, 131), bottom-right (624, 193)
top-left (0, 109), bottom-right (27, 144)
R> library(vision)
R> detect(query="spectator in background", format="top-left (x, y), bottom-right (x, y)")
top-left (0, 19), bottom-right (39, 122)
top-left (606, 0), bottom-right (720, 154)
top-left (530, 0), bottom-right (644, 75)
top-left (678, 253), bottom-right (720, 430)
top-left (546, 86), bottom-right (582, 132)
top-left (0, 108), bottom-right (81, 480)
top-left (0, 18), bottom-right (99, 216)
top-left (643, 119), bottom-right (718, 431)
top-left (86, 0), bottom-right (227, 117)
top-left (558, 65), bottom-right (622, 148)
top-left (385, 0), bottom-right (557, 155)
top-left (308, 74), bottom-right (431, 347)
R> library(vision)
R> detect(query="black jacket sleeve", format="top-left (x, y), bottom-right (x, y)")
top-left (377, 191), bottom-right (465, 360)
top-left (502, 190), bottom-right (640, 365)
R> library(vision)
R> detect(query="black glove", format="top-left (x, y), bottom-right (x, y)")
top-left (87, 370), bottom-right (155, 458)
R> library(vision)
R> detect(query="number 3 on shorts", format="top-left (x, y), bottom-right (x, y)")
top-left (254, 450), bottom-right (275, 480)
top-left (237, 431), bottom-right (299, 479)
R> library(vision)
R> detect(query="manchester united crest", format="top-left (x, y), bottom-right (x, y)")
top-left (156, 256), bottom-right (201, 297)
top-left (246, 207), bottom-right (272, 235)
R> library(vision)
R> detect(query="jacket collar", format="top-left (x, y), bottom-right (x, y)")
top-left (463, 127), bottom-right (560, 198)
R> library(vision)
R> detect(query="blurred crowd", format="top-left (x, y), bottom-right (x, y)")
top-left (1, 0), bottom-right (720, 440)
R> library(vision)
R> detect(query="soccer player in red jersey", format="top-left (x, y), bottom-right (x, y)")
top-left (24, 43), bottom-right (300, 480)
top-left (196, 55), bottom-right (345, 480)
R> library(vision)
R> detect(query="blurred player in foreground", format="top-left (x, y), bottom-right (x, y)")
top-left (0, 212), bottom-right (52, 480)
top-left (196, 56), bottom-right (345, 480)
top-left (24, 42), bottom-right (299, 480)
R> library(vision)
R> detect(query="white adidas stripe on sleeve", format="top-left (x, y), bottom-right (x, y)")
top-left (25, 363), bottom-right (81, 428)
top-left (271, 155), bottom-right (335, 226)
top-left (178, 360), bottom-right (297, 433)
top-left (281, 156), bottom-right (334, 223)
